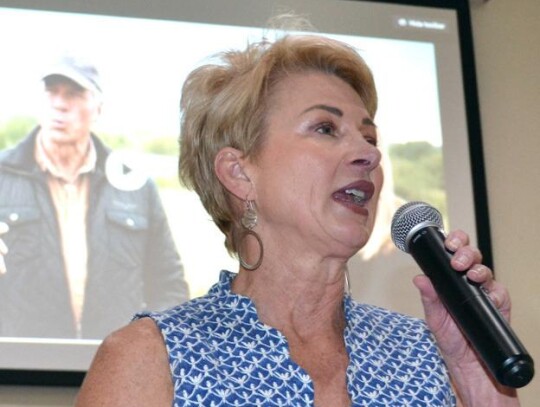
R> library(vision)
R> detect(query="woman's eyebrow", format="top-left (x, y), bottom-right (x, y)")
top-left (301, 104), bottom-right (343, 117)
top-left (362, 117), bottom-right (377, 128)
top-left (301, 105), bottom-right (377, 128)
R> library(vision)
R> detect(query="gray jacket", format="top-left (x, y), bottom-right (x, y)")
top-left (0, 128), bottom-right (189, 338)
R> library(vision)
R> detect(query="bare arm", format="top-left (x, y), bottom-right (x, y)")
top-left (75, 318), bottom-right (173, 407)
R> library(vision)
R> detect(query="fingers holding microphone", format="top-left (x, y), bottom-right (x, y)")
top-left (392, 201), bottom-right (534, 389)
top-left (445, 229), bottom-right (511, 318)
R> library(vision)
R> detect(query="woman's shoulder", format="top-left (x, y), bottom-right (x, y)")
top-left (102, 317), bottom-right (166, 353)
top-left (137, 287), bottom-right (225, 327)
top-left (137, 270), bottom-right (244, 327)
top-left (75, 319), bottom-right (173, 406)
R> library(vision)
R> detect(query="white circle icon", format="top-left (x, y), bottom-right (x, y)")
top-left (105, 151), bottom-right (149, 191)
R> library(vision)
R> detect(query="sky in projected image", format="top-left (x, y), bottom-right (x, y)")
top-left (0, 7), bottom-right (441, 147)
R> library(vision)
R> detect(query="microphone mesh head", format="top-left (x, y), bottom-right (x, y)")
top-left (391, 201), bottom-right (443, 253)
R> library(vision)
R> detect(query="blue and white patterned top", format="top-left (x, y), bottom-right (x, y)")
top-left (137, 270), bottom-right (456, 406)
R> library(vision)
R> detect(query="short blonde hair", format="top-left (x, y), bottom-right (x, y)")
top-left (179, 34), bottom-right (377, 254)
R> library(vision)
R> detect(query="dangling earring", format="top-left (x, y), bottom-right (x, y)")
top-left (238, 199), bottom-right (263, 271)
top-left (241, 199), bottom-right (258, 230)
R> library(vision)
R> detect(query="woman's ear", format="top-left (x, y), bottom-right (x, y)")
top-left (214, 147), bottom-right (252, 200)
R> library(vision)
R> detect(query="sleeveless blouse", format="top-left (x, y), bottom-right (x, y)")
top-left (137, 270), bottom-right (456, 406)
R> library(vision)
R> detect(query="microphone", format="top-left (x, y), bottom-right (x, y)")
top-left (391, 201), bottom-right (534, 388)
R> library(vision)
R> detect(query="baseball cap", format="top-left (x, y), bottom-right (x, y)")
top-left (42, 54), bottom-right (102, 94)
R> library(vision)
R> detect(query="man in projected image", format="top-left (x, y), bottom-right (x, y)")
top-left (0, 54), bottom-right (189, 339)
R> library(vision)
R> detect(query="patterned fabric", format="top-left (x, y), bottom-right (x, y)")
top-left (138, 271), bottom-right (456, 406)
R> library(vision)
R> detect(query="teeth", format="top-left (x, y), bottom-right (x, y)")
top-left (344, 188), bottom-right (366, 203)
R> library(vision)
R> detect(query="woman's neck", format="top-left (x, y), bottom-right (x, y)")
top-left (232, 257), bottom-right (352, 406)
top-left (232, 256), bottom-right (348, 340)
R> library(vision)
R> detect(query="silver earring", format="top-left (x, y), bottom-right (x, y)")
top-left (241, 200), bottom-right (257, 229)
top-left (238, 200), bottom-right (263, 271)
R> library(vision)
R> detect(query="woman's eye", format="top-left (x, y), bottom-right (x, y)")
top-left (315, 123), bottom-right (337, 137)
top-left (364, 135), bottom-right (378, 147)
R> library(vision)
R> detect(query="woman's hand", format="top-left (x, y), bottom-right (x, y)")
top-left (413, 229), bottom-right (520, 406)
top-left (0, 222), bottom-right (8, 275)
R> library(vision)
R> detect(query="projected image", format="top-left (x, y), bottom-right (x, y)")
top-left (0, 1), bottom-right (477, 373)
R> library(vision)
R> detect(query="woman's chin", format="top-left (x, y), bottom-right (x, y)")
top-left (331, 230), bottom-right (371, 258)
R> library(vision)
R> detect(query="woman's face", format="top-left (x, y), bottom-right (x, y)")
top-left (249, 72), bottom-right (383, 258)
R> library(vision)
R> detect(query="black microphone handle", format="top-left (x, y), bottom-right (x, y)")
top-left (408, 226), bottom-right (534, 388)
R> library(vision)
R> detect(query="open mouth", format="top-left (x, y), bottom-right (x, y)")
top-left (332, 181), bottom-right (374, 207)
top-left (344, 188), bottom-right (368, 204)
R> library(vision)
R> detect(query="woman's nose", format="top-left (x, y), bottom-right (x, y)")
top-left (350, 141), bottom-right (381, 172)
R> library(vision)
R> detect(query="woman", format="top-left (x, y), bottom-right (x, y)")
top-left (76, 35), bottom-right (519, 406)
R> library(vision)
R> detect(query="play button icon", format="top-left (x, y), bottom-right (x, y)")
top-left (105, 151), bottom-right (149, 191)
